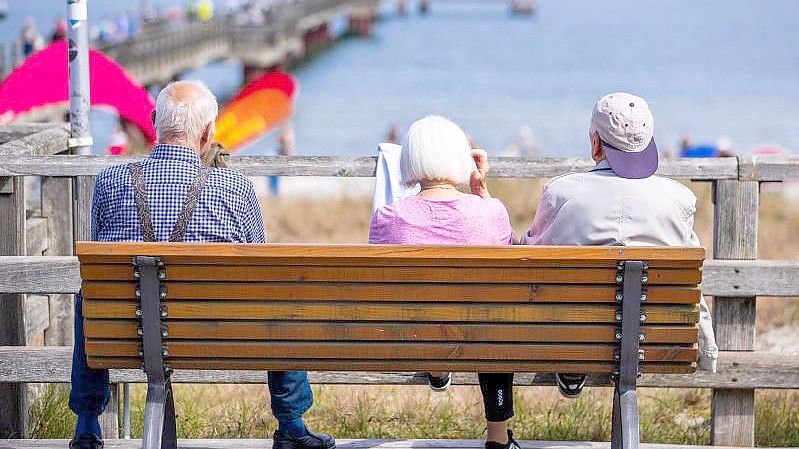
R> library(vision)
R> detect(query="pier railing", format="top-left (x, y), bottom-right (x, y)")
top-left (1, 124), bottom-right (798, 445)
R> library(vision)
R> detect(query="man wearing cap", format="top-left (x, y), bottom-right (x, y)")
top-left (523, 92), bottom-right (718, 397)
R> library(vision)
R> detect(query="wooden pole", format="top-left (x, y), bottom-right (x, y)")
top-left (711, 179), bottom-right (758, 447)
top-left (42, 177), bottom-right (74, 346)
top-left (0, 176), bottom-right (29, 437)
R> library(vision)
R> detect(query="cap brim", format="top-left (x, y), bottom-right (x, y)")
top-left (603, 138), bottom-right (658, 179)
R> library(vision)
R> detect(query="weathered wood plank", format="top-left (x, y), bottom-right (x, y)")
top-left (702, 260), bottom-right (799, 297)
top-left (0, 124), bottom-right (61, 145)
top-left (0, 176), bottom-right (28, 438)
top-left (23, 295), bottom-right (49, 341)
top-left (738, 155), bottom-right (799, 181)
top-left (0, 347), bottom-right (796, 389)
top-left (0, 257), bottom-right (81, 294)
top-left (0, 126), bottom-right (70, 157)
top-left (0, 155), bottom-right (740, 179)
top-left (24, 218), bottom-right (48, 256)
top-left (41, 177), bottom-right (74, 346)
top-left (710, 179), bottom-right (758, 447)
top-left (0, 438), bottom-right (779, 449)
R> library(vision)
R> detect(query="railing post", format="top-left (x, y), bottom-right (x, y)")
top-left (73, 174), bottom-right (120, 438)
top-left (0, 176), bottom-right (29, 437)
top-left (711, 178), bottom-right (759, 447)
top-left (41, 177), bottom-right (75, 346)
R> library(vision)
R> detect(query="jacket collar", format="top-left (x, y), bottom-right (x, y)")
top-left (150, 143), bottom-right (202, 166)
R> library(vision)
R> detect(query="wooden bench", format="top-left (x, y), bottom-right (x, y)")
top-left (76, 242), bottom-right (704, 449)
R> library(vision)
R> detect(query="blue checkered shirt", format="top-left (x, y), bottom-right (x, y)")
top-left (91, 144), bottom-right (266, 243)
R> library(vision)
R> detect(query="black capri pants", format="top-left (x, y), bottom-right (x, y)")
top-left (479, 372), bottom-right (515, 422)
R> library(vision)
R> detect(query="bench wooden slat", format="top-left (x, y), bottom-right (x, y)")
top-left (86, 357), bottom-right (696, 374)
top-left (84, 320), bottom-right (699, 344)
top-left (75, 242), bottom-right (706, 265)
top-left (80, 265), bottom-right (701, 285)
top-left (81, 300), bottom-right (700, 324)
top-left (82, 282), bottom-right (701, 304)
top-left (85, 340), bottom-right (697, 363)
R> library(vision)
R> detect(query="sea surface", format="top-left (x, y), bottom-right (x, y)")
top-left (1, 0), bottom-right (798, 157)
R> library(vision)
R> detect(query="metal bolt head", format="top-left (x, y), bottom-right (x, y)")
top-left (138, 350), bottom-right (144, 357)
top-left (615, 312), bottom-right (623, 321)
top-left (135, 308), bottom-right (143, 317)
top-left (160, 309), bottom-right (168, 318)
top-left (640, 293), bottom-right (647, 302)
top-left (137, 327), bottom-right (143, 336)
top-left (161, 329), bottom-right (169, 338)
top-left (616, 275), bottom-right (623, 283)
top-left (133, 271), bottom-right (141, 279)
top-left (641, 276), bottom-right (649, 284)
top-left (640, 313), bottom-right (647, 323)
top-left (162, 349), bottom-right (169, 357)
top-left (639, 333), bottom-right (646, 341)
top-left (615, 293), bottom-right (623, 301)
top-left (615, 332), bottom-right (622, 340)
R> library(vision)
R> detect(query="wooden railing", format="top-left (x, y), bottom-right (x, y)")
top-left (0, 124), bottom-right (798, 445)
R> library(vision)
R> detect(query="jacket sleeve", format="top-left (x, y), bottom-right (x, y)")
top-left (684, 209), bottom-right (718, 372)
top-left (522, 184), bottom-right (560, 245)
top-left (242, 180), bottom-right (266, 244)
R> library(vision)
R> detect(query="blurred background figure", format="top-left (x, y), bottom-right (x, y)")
top-left (18, 18), bottom-right (43, 59)
top-left (505, 125), bottom-right (542, 157)
top-left (197, 0), bottom-right (215, 22)
top-left (50, 18), bottom-right (67, 43)
top-left (270, 125), bottom-right (296, 195)
top-left (139, 1), bottom-right (159, 23)
top-left (397, 0), bottom-right (407, 16)
top-left (385, 124), bottom-right (400, 144)
top-left (106, 124), bottom-right (129, 156)
top-left (0, 0), bottom-right (8, 20)
top-left (680, 134), bottom-right (736, 158)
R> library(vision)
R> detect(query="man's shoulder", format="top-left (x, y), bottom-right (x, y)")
top-left (96, 163), bottom-right (132, 187)
top-left (208, 167), bottom-right (254, 190)
top-left (543, 172), bottom-right (585, 198)
top-left (651, 175), bottom-right (697, 203)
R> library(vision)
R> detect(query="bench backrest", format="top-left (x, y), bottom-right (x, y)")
top-left (77, 242), bottom-right (704, 374)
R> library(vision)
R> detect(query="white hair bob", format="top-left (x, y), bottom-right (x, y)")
top-left (154, 80), bottom-right (218, 146)
top-left (400, 115), bottom-right (475, 187)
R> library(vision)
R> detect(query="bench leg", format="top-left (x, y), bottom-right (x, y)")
top-left (142, 378), bottom-right (177, 449)
top-left (611, 385), bottom-right (639, 449)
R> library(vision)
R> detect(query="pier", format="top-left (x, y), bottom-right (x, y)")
top-left (0, 0), bottom-right (379, 87)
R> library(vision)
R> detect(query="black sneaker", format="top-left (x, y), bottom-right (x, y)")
top-left (69, 435), bottom-right (103, 449)
top-left (272, 429), bottom-right (336, 449)
top-left (485, 429), bottom-right (521, 449)
top-left (426, 372), bottom-right (452, 392)
top-left (555, 373), bottom-right (587, 398)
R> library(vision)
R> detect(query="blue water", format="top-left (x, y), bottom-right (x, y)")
top-left (2, 0), bottom-right (799, 156)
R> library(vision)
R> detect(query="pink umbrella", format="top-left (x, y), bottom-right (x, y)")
top-left (0, 40), bottom-right (156, 143)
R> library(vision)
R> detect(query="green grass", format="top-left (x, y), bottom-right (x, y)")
top-left (28, 384), bottom-right (799, 446)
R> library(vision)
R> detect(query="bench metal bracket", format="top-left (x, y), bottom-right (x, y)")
top-left (134, 256), bottom-right (176, 449)
top-left (611, 260), bottom-right (646, 449)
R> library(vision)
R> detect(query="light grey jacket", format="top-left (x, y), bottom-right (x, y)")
top-left (522, 160), bottom-right (719, 372)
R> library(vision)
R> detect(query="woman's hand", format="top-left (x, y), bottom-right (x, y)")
top-left (470, 149), bottom-right (490, 198)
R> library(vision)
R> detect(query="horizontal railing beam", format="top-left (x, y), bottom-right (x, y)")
top-left (1, 257), bottom-right (797, 297)
top-left (0, 126), bottom-right (70, 157)
top-left (0, 155), bottom-right (741, 179)
top-left (0, 124), bottom-right (63, 145)
top-left (0, 346), bottom-right (796, 389)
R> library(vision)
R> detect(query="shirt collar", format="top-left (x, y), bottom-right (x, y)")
top-left (150, 143), bottom-right (203, 166)
top-left (590, 159), bottom-right (613, 172)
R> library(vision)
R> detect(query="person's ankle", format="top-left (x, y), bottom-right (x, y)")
top-left (75, 412), bottom-right (102, 439)
top-left (278, 417), bottom-right (309, 438)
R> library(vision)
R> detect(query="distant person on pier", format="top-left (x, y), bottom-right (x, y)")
top-left (369, 116), bottom-right (520, 449)
top-left (18, 17), bottom-right (43, 58)
top-left (68, 80), bottom-right (336, 449)
top-left (522, 92), bottom-right (719, 397)
top-left (270, 124), bottom-right (295, 195)
top-left (50, 18), bottom-right (68, 43)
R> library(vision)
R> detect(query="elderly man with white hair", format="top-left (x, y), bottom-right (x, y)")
top-left (523, 92), bottom-right (719, 397)
top-left (68, 81), bottom-right (335, 449)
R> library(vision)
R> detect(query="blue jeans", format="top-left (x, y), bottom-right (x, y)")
top-left (69, 293), bottom-right (315, 435)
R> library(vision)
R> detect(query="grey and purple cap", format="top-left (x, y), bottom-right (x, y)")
top-left (591, 92), bottom-right (658, 179)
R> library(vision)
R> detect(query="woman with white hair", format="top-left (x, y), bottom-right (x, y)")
top-left (369, 115), bottom-right (519, 449)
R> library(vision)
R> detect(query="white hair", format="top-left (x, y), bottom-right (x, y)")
top-left (400, 115), bottom-right (474, 187)
top-left (154, 80), bottom-right (218, 146)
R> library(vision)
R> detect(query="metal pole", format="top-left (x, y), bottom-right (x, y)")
top-left (67, 0), bottom-right (93, 155)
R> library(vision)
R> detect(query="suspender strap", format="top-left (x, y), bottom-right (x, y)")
top-left (169, 165), bottom-right (211, 242)
top-left (129, 162), bottom-right (157, 242)
top-left (128, 162), bottom-right (212, 243)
